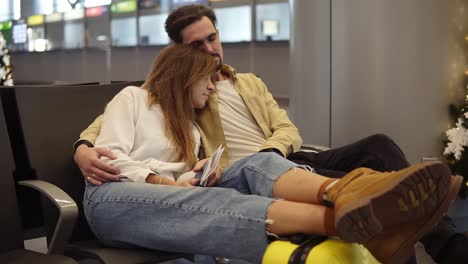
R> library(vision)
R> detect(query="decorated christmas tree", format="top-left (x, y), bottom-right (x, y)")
top-left (444, 83), bottom-right (468, 198)
top-left (0, 32), bottom-right (13, 86)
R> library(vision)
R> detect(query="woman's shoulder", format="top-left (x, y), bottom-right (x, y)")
top-left (116, 86), bottom-right (163, 113)
top-left (119, 85), bottom-right (146, 95)
top-left (114, 85), bottom-right (149, 102)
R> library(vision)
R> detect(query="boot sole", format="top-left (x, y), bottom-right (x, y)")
top-left (336, 162), bottom-right (452, 243)
top-left (381, 175), bottom-right (462, 264)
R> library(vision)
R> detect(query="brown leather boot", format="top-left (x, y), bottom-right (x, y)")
top-left (319, 162), bottom-right (452, 243)
top-left (364, 175), bottom-right (462, 264)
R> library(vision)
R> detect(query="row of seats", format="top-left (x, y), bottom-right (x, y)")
top-left (0, 81), bottom-right (189, 263)
top-left (0, 81), bottom-right (376, 264)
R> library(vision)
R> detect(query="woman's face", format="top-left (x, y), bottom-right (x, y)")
top-left (191, 75), bottom-right (215, 109)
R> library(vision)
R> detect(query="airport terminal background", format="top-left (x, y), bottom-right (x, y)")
top-left (1, 0), bottom-right (468, 263)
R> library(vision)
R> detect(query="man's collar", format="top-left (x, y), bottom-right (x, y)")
top-left (219, 64), bottom-right (237, 81)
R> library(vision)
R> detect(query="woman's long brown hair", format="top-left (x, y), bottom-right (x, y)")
top-left (142, 44), bottom-right (216, 168)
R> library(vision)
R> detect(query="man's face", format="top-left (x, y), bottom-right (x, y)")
top-left (180, 16), bottom-right (224, 71)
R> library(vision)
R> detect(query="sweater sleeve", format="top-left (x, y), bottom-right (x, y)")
top-left (78, 114), bottom-right (103, 145)
top-left (94, 87), bottom-right (155, 183)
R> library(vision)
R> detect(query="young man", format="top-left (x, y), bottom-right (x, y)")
top-left (73, 4), bottom-right (467, 263)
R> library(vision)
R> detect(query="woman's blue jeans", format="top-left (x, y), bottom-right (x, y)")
top-left (83, 153), bottom-right (299, 263)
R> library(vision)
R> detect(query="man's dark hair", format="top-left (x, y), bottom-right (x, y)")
top-left (165, 4), bottom-right (217, 43)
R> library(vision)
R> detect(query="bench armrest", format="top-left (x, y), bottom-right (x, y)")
top-left (19, 180), bottom-right (78, 255)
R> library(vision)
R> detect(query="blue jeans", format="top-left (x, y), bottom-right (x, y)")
top-left (83, 153), bottom-right (299, 263)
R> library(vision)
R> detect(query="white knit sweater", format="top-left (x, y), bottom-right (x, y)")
top-left (95, 86), bottom-right (201, 183)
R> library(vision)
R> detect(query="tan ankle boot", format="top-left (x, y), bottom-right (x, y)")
top-left (319, 162), bottom-right (452, 243)
top-left (364, 175), bottom-right (462, 264)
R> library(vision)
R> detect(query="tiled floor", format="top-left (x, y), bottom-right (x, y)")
top-left (24, 236), bottom-right (47, 254)
top-left (414, 242), bottom-right (437, 264)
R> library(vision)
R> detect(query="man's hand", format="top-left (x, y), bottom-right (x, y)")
top-left (74, 144), bottom-right (121, 185)
top-left (192, 158), bottom-right (223, 187)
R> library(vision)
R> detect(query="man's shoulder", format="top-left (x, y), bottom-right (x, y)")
top-left (234, 72), bottom-right (265, 88)
top-left (222, 64), bottom-right (257, 80)
top-left (235, 72), bottom-right (257, 78)
top-left (230, 71), bottom-right (259, 82)
top-left (222, 64), bottom-right (264, 87)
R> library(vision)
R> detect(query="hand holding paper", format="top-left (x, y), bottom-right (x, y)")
top-left (197, 145), bottom-right (225, 186)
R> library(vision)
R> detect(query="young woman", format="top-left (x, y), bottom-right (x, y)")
top-left (83, 44), bottom-right (461, 264)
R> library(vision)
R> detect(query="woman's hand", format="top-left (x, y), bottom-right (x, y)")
top-left (175, 178), bottom-right (200, 187)
top-left (192, 159), bottom-right (223, 187)
top-left (147, 173), bottom-right (200, 187)
top-left (193, 158), bottom-right (209, 171)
